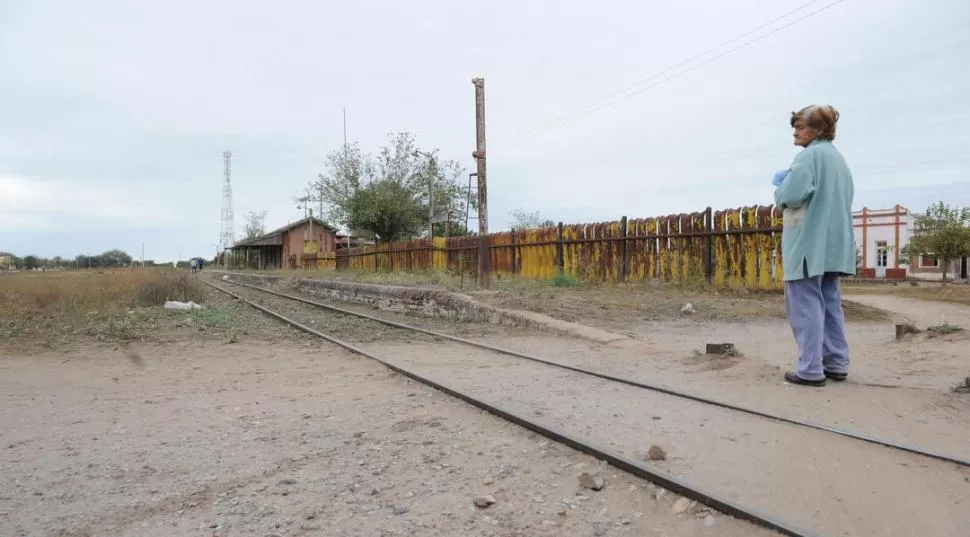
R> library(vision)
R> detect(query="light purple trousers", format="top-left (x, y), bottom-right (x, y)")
top-left (784, 272), bottom-right (851, 381)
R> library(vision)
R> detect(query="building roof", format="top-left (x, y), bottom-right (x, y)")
top-left (852, 205), bottom-right (911, 216)
top-left (231, 216), bottom-right (337, 248)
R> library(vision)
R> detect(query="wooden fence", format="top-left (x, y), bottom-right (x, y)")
top-left (295, 253), bottom-right (336, 271)
top-left (335, 205), bottom-right (786, 289)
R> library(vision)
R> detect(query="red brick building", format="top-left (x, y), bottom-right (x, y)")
top-left (231, 217), bottom-right (338, 270)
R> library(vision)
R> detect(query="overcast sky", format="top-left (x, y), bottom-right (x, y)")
top-left (2, 0), bottom-right (968, 262)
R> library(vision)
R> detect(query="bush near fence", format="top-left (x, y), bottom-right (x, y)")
top-left (335, 205), bottom-right (786, 290)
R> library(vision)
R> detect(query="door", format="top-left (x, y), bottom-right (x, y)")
top-left (875, 241), bottom-right (888, 278)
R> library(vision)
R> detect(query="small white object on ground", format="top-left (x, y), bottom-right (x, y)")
top-left (672, 497), bottom-right (692, 514)
top-left (163, 301), bottom-right (204, 310)
top-left (473, 495), bottom-right (496, 508)
top-left (680, 303), bottom-right (694, 314)
top-left (222, 274), bottom-right (230, 281)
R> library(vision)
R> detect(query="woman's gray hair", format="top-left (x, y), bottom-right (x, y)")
top-left (790, 105), bottom-right (840, 141)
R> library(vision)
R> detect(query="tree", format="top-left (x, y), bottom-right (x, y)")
top-left (908, 201), bottom-right (970, 282)
top-left (74, 249), bottom-right (133, 269)
top-left (101, 249), bottom-right (133, 267)
top-left (243, 210), bottom-right (268, 240)
top-left (897, 245), bottom-right (910, 266)
top-left (23, 255), bottom-right (39, 270)
top-left (305, 133), bottom-right (471, 241)
top-left (509, 209), bottom-right (556, 230)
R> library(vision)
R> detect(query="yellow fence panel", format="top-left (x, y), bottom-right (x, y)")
top-left (328, 204), bottom-right (784, 290)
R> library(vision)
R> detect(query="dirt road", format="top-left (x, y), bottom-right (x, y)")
top-left (841, 292), bottom-right (970, 327)
top-left (3, 280), bottom-right (969, 536)
top-left (0, 288), bottom-right (775, 537)
top-left (213, 282), bottom-right (970, 537)
top-left (1, 341), bottom-right (779, 537)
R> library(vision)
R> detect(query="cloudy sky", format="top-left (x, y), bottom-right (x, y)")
top-left (1, 0), bottom-right (968, 262)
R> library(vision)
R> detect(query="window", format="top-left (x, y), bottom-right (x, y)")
top-left (876, 241), bottom-right (888, 268)
top-left (920, 255), bottom-right (939, 267)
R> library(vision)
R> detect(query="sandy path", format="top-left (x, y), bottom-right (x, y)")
top-left (373, 339), bottom-right (970, 537)
top-left (245, 283), bottom-right (970, 454)
top-left (0, 338), bottom-right (777, 537)
top-left (841, 293), bottom-right (970, 327)
top-left (217, 284), bottom-right (970, 537)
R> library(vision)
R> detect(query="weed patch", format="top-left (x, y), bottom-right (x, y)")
top-left (551, 272), bottom-right (582, 288)
top-left (927, 322), bottom-right (964, 337)
top-left (0, 269), bottom-right (211, 346)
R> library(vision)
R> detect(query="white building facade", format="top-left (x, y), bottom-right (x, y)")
top-left (853, 205), bottom-right (967, 280)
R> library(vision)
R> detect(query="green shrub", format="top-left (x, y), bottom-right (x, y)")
top-left (551, 272), bottom-right (582, 288)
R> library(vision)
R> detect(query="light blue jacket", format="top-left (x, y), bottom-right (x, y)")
top-left (773, 139), bottom-right (856, 281)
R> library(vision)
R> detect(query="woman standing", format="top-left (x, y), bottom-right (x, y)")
top-left (773, 105), bottom-right (856, 387)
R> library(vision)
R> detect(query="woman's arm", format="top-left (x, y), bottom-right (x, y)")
top-left (773, 149), bottom-right (816, 209)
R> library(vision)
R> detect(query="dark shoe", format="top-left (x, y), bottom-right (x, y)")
top-left (784, 372), bottom-right (826, 387)
top-left (824, 370), bottom-right (847, 381)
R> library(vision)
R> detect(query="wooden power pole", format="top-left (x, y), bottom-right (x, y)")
top-left (472, 77), bottom-right (490, 288)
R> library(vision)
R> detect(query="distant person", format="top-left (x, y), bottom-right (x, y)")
top-left (773, 105), bottom-right (855, 387)
top-left (198, 257), bottom-right (204, 271)
top-left (190, 258), bottom-right (198, 273)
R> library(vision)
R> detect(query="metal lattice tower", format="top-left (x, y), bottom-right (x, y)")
top-left (220, 151), bottom-right (234, 250)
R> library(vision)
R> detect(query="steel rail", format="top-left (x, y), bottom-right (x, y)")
top-left (222, 277), bottom-right (970, 469)
top-left (204, 280), bottom-right (820, 537)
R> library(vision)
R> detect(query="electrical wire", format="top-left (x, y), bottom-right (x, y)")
top-left (496, 0), bottom-right (831, 145)
top-left (492, 0), bottom-right (848, 149)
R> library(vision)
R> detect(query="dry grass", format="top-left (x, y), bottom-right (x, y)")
top-left (255, 267), bottom-right (478, 291)
top-left (843, 282), bottom-right (970, 306)
top-left (258, 268), bottom-right (889, 325)
top-left (245, 268), bottom-right (741, 295)
top-left (226, 268), bottom-right (891, 331)
top-left (0, 269), bottom-right (213, 346)
top-left (472, 280), bottom-right (889, 329)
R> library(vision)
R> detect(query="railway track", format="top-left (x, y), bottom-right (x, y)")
top-left (216, 277), bottom-right (970, 469)
top-left (204, 277), bottom-right (970, 537)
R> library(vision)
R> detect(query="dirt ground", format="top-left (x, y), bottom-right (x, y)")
top-left (3, 273), bottom-right (969, 536)
top-left (209, 279), bottom-right (970, 537)
top-left (1, 288), bottom-right (774, 537)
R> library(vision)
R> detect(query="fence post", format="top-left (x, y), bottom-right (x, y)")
top-left (389, 242), bottom-right (394, 273)
top-left (511, 228), bottom-right (517, 274)
top-left (620, 216), bottom-right (629, 282)
top-left (407, 239), bottom-right (413, 272)
top-left (557, 222), bottom-right (565, 274)
top-left (704, 207), bottom-right (714, 283)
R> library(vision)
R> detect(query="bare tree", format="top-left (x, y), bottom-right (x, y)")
top-left (243, 210), bottom-right (268, 240)
top-left (509, 209), bottom-right (556, 230)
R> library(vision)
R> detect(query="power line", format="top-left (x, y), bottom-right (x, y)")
top-left (492, 0), bottom-right (847, 149)
top-left (500, 0), bottom-right (827, 143)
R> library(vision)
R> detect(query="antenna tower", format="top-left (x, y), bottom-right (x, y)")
top-left (220, 150), bottom-right (234, 251)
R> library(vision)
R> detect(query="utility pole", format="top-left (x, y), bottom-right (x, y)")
top-left (472, 77), bottom-right (490, 288)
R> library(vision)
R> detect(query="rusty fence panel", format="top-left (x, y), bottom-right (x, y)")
top-left (332, 204), bottom-right (784, 289)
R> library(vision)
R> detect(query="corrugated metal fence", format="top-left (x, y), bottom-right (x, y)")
top-left (336, 205), bottom-right (785, 289)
